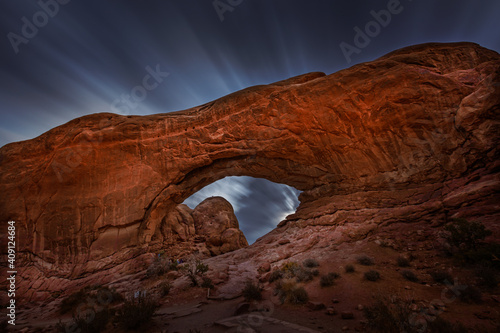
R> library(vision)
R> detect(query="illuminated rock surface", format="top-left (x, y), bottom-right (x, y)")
top-left (0, 42), bottom-right (499, 304)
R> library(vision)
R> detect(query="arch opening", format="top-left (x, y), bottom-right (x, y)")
top-left (183, 176), bottom-right (301, 244)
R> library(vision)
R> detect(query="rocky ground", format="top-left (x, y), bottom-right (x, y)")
top-left (9, 215), bottom-right (500, 333)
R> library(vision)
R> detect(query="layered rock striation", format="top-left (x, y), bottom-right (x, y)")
top-left (154, 196), bottom-right (248, 256)
top-left (1, 42), bottom-right (499, 290)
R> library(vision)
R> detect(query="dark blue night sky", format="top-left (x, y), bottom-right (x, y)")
top-left (1, 0), bottom-right (499, 243)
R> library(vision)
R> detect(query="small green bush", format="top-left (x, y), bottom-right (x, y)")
top-left (146, 255), bottom-right (177, 278)
top-left (429, 270), bottom-right (453, 284)
top-left (242, 280), bottom-right (262, 301)
top-left (357, 255), bottom-right (375, 266)
top-left (294, 268), bottom-right (315, 282)
top-left (181, 259), bottom-right (210, 287)
top-left (401, 270), bottom-right (419, 283)
top-left (363, 298), bottom-right (401, 333)
top-left (281, 261), bottom-right (300, 278)
top-left (273, 261), bottom-right (317, 283)
top-left (269, 270), bottom-right (283, 282)
top-left (364, 297), bottom-right (467, 333)
top-left (201, 277), bottom-right (214, 289)
top-left (456, 243), bottom-right (500, 268)
top-left (345, 264), bottom-right (355, 273)
top-left (275, 279), bottom-right (309, 304)
top-left (397, 256), bottom-right (411, 267)
top-left (59, 286), bottom-right (123, 315)
top-left (459, 286), bottom-right (482, 304)
top-left (159, 281), bottom-right (171, 296)
top-left (302, 258), bottom-right (319, 268)
top-left (364, 270), bottom-right (381, 282)
top-left (320, 272), bottom-right (340, 287)
top-left (289, 287), bottom-right (309, 304)
top-left (116, 295), bottom-right (159, 330)
top-left (444, 218), bottom-right (492, 251)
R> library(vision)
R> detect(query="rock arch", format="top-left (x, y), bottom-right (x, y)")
top-left (1, 42), bottom-right (499, 275)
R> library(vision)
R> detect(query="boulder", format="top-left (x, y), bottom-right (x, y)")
top-left (192, 197), bottom-right (249, 255)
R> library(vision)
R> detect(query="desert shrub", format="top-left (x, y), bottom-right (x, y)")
top-left (169, 260), bottom-right (179, 271)
top-left (269, 270), bottom-right (283, 282)
top-left (363, 299), bottom-right (398, 332)
top-left (201, 277), bottom-right (214, 289)
top-left (289, 287), bottom-right (309, 304)
top-left (429, 270), bottom-right (453, 284)
top-left (459, 285), bottom-right (482, 304)
top-left (427, 317), bottom-right (468, 333)
top-left (364, 297), bottom-right (466, 333)
top-left (242, 280), bottom-right (262, 301)
top-left (276, 261), bottom-right (317, 283)
top-left (302, 258), bottom-right (319, 268)
top-left (159, 281), bottom-right (171, 296)
top-left (294, 268), bottom-right (315, 282)
top-left (475, 263), bottom-right (499, 289)
top-left (397, 256), bottom-right (411, 267)
top-left (275, 279), bottom-right (309, 304)
top-left (345, 264), bottom-right (355, 273)
top-left (274, 279), bottom-right (295, 303)
top-left (57, 308), bottom-right (113, 333)
top-left (456, 243), bottom-right (500, 268)
top-left (363, 298), bottom-right (414, 333)
top-left (281, 261), bottom-right (300, 278)
top-left (401, 270), bottom-right (419, 282)
top-left (364, 270), bottom-right (381, 282)
top-left (146, 255), bottom-right (176, 278)
top-left (116, 295), bottom-right (159, 330)
top-left (59, 288), bottom-right (87, 314)
top-left (59, 286), bottom-right (123, 315)
top-left (357, 255), bottom-right (374, 266)
top-left (181, 259), bottom-right (210, 287)
top-left (444, 218), bottom-right (492, 251)
top-left (320, 272), bottom-right (340, 287)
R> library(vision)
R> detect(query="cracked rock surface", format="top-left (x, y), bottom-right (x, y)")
top-left (0, 42), bottom-right (499, 302)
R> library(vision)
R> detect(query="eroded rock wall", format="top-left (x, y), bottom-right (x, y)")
top-left (0, 42), bottom-right (499, 283)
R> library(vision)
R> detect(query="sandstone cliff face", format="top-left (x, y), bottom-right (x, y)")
top-left (0, 42), bottom-right (499, 288)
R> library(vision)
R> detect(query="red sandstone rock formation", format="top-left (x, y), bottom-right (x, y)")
top-left (0, 43), bottom-right (499, 299)
top-left (192, 197), bottom-right (248, 255)
top-left (155, 196), bottom-right (247, 256)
